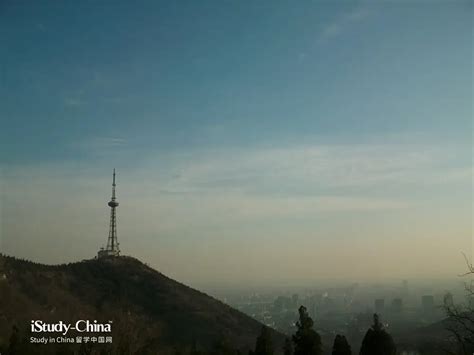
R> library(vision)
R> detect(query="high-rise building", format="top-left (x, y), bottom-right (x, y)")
top-left (421, 295), bottom-right (435, 313)
top-left (375, 299), bottom-right (385, 314)
top-left (391, 298), bottom-right (403, 313)
top-left (292, 294), bottom-right (299, 308)
top-left (402, 280), bottom-right (408, 292)
top-left (444, 292), bottom-right (454, 307)
top-left (309, 294), bottom-right (319, 319)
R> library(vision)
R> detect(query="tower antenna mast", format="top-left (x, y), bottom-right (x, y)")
top-left (98, 169), bottom-right (121, 258)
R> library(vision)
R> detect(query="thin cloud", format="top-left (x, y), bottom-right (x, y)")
top-left (74, 137), bottom-right (128, 157)
top-left (318, 7), bottom-right (372, 43)
top-left (2, 141), bottom-right (470, 280)
top-left (160, 143), bottom-right (467, 194)
top-left (63, 88), bottom-right (86, 107)
top-left (64, 97), bottom-right (85, 107)
top-left (85, 137), bottom-right (127, 147)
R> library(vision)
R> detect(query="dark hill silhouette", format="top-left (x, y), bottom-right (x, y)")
top-left (0, 254), bottom-right (284, 354)
top-left (395, 316), bottom-right (470, 354)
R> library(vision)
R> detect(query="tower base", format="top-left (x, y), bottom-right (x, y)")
top-left (98, 249), bottom-right (120, 259)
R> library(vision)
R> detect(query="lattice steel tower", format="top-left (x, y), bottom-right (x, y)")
top-left (98, 169), bottom-right (121, 258)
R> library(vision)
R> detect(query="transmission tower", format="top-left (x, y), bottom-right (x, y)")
top-left (98, 169), bottom-right (121, 258)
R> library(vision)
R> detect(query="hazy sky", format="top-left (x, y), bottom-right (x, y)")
top-left (0, 0), bottom-right (472, 286)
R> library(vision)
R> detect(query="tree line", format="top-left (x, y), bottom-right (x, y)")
top-left (246, 306), bottom-right (396, 355)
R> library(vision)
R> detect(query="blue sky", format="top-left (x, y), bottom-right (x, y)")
top-left (0, 0), bottom-right (472, 284)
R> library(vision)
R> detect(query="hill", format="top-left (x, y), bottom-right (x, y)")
top-left (0, 254), bottom-right (285, 354)
top-left (395, 316), bottom-right (467, 354)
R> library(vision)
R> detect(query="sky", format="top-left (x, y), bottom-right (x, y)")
top-left (0, 0), bottom-right (472, 287)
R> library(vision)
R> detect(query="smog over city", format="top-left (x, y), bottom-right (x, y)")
top-left (0, 1), bottom-right (472, 354)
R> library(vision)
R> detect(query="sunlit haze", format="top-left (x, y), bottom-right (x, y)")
top-left (1, 0), bottom-right (472, 287)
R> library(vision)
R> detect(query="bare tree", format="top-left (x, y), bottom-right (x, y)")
top-left (443, 253), bottom-right (474, 355)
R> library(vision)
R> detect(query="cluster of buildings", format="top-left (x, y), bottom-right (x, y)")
top-left (228, 282), bottom-right (454, 337)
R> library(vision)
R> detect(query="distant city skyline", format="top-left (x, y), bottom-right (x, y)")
top-left (1, 0), bottom-right (472, 285)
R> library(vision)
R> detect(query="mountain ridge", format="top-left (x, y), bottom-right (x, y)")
top-left (0, 254), bottom-right (285, 354)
